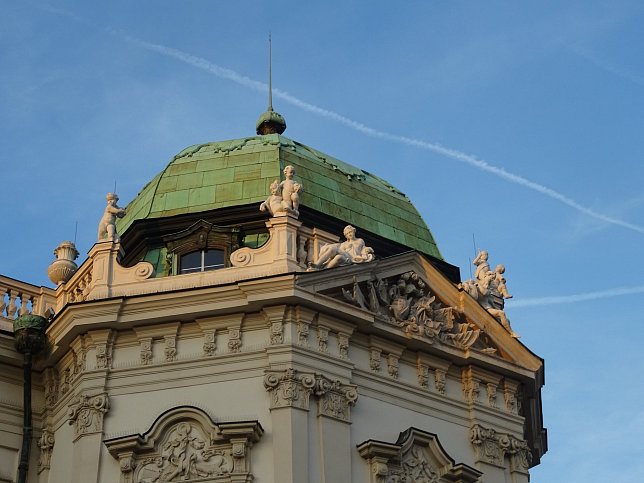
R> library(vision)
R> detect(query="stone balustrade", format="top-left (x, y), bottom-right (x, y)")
top-left (0, 275), bottom-right (56, 332)
top-left (54, 257), bottom-right (93, 313)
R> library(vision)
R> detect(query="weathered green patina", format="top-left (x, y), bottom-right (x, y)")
top-left (116, 134), bottom-right (442, 259)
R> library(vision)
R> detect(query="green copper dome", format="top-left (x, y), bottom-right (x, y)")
top-left (116, 134), bottom-right (442, 259)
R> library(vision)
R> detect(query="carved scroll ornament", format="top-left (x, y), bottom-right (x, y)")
top-left (264, 368), bottom-right (358, 421)
top-left (68, 392), bottom-right (110, 439)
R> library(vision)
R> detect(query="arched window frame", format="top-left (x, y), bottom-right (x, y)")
top-left (162, 220), bottom-right (242, 276)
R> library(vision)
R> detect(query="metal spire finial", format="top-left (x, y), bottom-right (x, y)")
top-left (268, 32), bottom-right (273, 112)
top-left (256, 32), bottom-right (286, 135)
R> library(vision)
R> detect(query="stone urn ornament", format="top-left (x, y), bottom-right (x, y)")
top-left (47, 241), bottom-right (79, 285)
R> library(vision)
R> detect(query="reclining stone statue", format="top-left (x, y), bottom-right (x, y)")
top-left (311, 225), bottom-right (374, 270)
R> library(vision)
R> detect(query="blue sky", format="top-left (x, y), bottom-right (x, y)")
top-left (2, 1), bottom-right (643, 480)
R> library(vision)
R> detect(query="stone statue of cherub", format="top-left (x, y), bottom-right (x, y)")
top-left (259, 165), bottom-right (303, 218)
top-left (98, 193), bottom-right (126, 243)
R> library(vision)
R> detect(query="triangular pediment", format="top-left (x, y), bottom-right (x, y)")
top-left (297, 252), bottom-right (542, 372)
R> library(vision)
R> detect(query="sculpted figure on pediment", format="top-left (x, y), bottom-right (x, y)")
top-left (312, 225), bottom-right (374, 270)
top-left (338, 272), bottom-right (490, 352)
top-left (462, 250), bottom-right (519, 338)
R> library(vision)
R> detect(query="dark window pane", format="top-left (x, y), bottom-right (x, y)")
top-left (180, 251), bottom-right (202, 274)
top-left (203, 249), bottom-right (225, 271)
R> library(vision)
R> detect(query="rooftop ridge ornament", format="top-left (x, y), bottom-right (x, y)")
top-left (256, 33), bottom-right (286, 135)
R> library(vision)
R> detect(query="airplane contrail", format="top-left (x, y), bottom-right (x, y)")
top-left (510, 285), bottom-right (644, 307)
top-left (569, 44), bottom-right (644, 87)
top-left (109, 31), bottom-right (644, 235)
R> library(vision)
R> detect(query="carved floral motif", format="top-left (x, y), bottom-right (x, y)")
top-left (203, 330), bottom-right (216, 356)
top-left (269, 321), bottom-right (283, 345)
top-left (228, 327), bottom-right (241, 353)
top-left (369, 348), bottom-right (381, 372)
top-left (68, 392), bottom-right (109, 438)
top-left (317, 326), bottom-right (329, 353)
top-left (315, 376), bottom-right (358, 422)
top-left (462, 378), bottom-right (480, 405)
top-left (487, 383), bottom-right (498, 408)
top-left (434, 369), bottom-right (446, 395)
top-left (417, 363), bottom-right (429, 388)
top-left (337, 332), bottom-right (350, 360)
top-left (164, 335), bottom-right (177, 362)
top-left (96, 342), bottom-right (112, 369)
top-left (60, 368), bottom-right (71, 396)
top-left (264, 369), bottom-right (358, 422)
top-left (504, 384), bottom-right (517, 414)
top-left (470, 424), bottom-right (532, 472)
top-left (43, 368), bottom-right (59, 408)
top-left (387, 354), bottom-right (399, 379)
top-left (140, 338), bottom-right (153, 365)
top-left (263, 368), bottom-right (316, 410)
top-left (296, 321), bottom-right (309, 346)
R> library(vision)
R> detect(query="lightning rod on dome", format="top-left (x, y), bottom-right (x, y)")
top-left (256, 33), bottom-right (286, 135)
top-left (268, 32), bottom-right (273, 112)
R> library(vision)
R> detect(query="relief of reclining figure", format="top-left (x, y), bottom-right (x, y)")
top-left (310, 225), bottom-right (374, 270)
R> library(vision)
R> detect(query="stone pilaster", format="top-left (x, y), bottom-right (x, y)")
top-left (68, 392), bottom-right (110, 483)
top-left (264, 368), bottom-right (316, 483)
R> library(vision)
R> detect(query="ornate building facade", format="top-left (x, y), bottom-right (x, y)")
top-left (0, 107), bottom-right (546, 482)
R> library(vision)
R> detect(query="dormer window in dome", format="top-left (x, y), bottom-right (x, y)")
top-left (162, 220), bottom-right (242, 276)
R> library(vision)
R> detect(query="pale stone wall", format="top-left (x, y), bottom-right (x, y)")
top-left (0, 242), bottom-right (541, 482)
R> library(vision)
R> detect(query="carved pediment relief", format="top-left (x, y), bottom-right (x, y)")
top-left (104, 406), bottom-right (263, 483)
top-left (328, 270), bottom-right (500, 355)
top-left (358, 427), bottom-right (481, 483)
